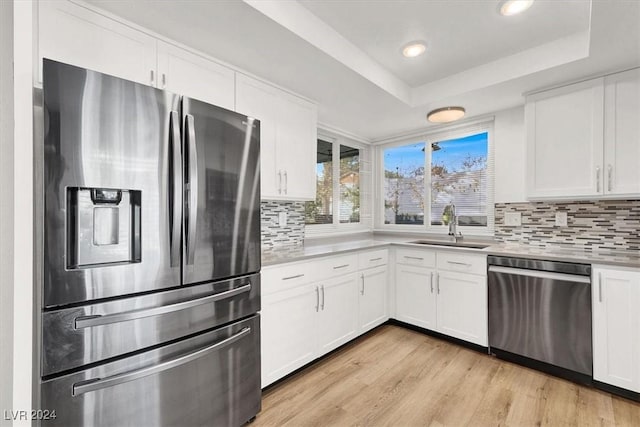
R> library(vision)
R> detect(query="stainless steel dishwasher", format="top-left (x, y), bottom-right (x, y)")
top-left (488, 256), bottom-right (592, 379)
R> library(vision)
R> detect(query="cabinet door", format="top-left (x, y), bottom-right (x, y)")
top-left (277, 94), bottom-right (318, 200)
top-left (395, 265), bottom-right (437, 330)
top-left (261, 285), bottom-right (317, 387)
top-left (317, 274), bottom-right (359, 355)
top-left (157, 41), bottom-right (235, 111)
top-left (436, 271), bottom-right (488, 346)
top-left (593, 267), bottom-right (640, 392)
top-left (235, 74), bottom-right (279, 198)
top-left (38, 1), bottom-right (157, 86)
top-left (359, 266), bottom-right (388, 333)
top-left (604, 68), bottom-right (640, 197)
top-left (526, 78), bottom-right (604, 199)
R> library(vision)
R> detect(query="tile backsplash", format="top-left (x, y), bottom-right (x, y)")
top-left (495, 200), bottom-right (640, 251)
top-left (261, 201), bottom-right (306, 249)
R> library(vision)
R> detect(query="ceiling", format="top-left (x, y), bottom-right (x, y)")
top-left (298, 0), bottom-right (590, 87)
top-left (84, 0), bottom-right (640, 141)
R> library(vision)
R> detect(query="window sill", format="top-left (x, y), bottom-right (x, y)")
top-left (305, 224), bottom-right (372, 240)
top-left (373, 226), bottom-right (494, 238)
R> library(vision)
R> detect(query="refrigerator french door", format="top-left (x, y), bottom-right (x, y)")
top-left (43, 59), bottom-right (261, 308)
top-left (181, 97), bottom-right (260, 285)
top-left (41, 59), bottom-right (261, 426)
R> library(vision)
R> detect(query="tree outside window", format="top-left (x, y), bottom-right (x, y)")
top-left (383, 132), bottom-right (489, 228)
top-left (306, 140), bottom-right (361, 226)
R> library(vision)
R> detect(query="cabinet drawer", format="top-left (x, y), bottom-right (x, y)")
top-left (262, 262), bottom-right (316, 295)
top-left (358, 249), bottom-right (388, 270)
top-left (315, 254), bottom-right (358, 279)
top-left (396, 248), bottom-right (436, 268)
top-left (437, 251), bottom-right (487, 276)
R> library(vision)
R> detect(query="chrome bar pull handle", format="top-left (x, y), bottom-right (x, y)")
top-left (430, 272), bottom-right (434, 294)
top-left (333, 264), bottom-right (350, 270)
top-left (72, 327), bottom-right (251, 396)
top-left (315, 286), bottom-right (319, 312)
top-left (436, 273), bottom-right (440, 294)
top-left (162, 73), bottom-right (166, 88)
top-left (404, 256), bottom-right (424, 261)
top-left (75, 284), bottom-right (252, 329)
top-left (360, 273), bottom-right (365, 295)
top-left (185, 114), bottom-right (198, 265)
top-left (284, 170), bottom-right (288, 194)
top-left (150, 69), bottom-right (154, 84)
top-left (282, 273), bottom-right (304, 281)
top-left (598, 272), bottom-right (603, 303)
top-left (169, 111), bottom-right (182, 268)
top-left (320, 285), bottom-right (325, 310)
top-left (277, 171), bottom-right (282, 194)
top-left (596, 166), bottom-right (601, 192)
top-left (447, 261), bottom-right (471, 267)
top-left (607, 164), bottom-right (613, 192)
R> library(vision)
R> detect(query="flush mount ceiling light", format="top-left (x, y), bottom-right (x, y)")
top-left (402, 41), bottom-right (427, 58)
top-left (498, 0), bottom-right (535, 16)
top-left (426, 107), bottom-right (466, 123)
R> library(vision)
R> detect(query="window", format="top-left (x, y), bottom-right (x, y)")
top-left (306, 140), bottom-right (333, 225)
top-left (306, 137), bottom-right (366, 228)
top-left (381, 128), bottom-right (492, 232)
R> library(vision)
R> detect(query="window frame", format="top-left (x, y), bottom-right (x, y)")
top-left (375, 120), bottom-right (495, 236)
top-left (305, 130), bottom-right (371, 237)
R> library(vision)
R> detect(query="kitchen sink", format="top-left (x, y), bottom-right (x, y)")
top-left (409, 240), bottom-right (490, 249)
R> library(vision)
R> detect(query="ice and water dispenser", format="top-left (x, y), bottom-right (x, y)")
top-left (67, 187), bottom-right (141, 269)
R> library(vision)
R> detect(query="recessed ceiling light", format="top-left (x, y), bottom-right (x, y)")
top-left (498, 0), bottom-right (534, 16)
top-left (427, 107), bottom-right (466, 123)
top-left (402, 41), bottom-right (427, 58)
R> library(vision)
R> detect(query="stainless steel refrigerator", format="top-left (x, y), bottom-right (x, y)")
top-left (40, 59), bottom-right (261, 426)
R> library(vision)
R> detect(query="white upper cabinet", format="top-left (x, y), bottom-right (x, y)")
top-left (157, 41), bottom-right (235, 111)
top-left (526, 68), bottom-right (640, 200)
top-left (235, 73), bottom-right (317, 201)
top-left (604, 68), bottom-right (640, 196)
top-left (526, 78), bottom-right (604, 199)
top-left (38, 1), bottom-right (157, 86)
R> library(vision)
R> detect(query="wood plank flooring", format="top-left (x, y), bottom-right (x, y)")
top-left (255, 325), bottom-right (640, 427)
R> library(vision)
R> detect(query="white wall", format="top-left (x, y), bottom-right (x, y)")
top-left (493, 105), bottom-right (527, 203)
top-left (0, 1), bottom-right (15, 425)
top-left (8, 2), bottom-right (34, 425)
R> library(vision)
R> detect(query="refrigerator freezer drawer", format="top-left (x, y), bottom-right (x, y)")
top-left (41, 315), bottom-right (261, 427)
top-left (42, 273), bottom-right (260, 376)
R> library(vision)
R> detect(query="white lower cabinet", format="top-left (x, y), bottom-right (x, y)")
top-left (358, 265), bottom-right (389, 333)
top-left (261, 255), bottom-right (361, 387)
top-left (592, 266), bottom-right (640, 392)
top-left (436, 271), bottom-right (488, 346)
top-left (395, 248), bottom-right (487, 347)
top-left (317, 274), bottom-right (359, 354)
top-left (262, 247), bottom-right (488, 387)
top-left (395, 264), bottom-right (436, 330)
top-left (261, 284), bottom-right (317, 387)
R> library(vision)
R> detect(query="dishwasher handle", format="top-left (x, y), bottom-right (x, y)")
top-left (488, 266), bottom-right (590, 284)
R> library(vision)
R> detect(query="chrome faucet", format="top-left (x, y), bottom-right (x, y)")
top-left (447, 203), bottom-right (462, 241)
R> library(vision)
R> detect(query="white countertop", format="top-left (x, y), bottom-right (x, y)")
top-left (262, 234), bottom-right (640, 268)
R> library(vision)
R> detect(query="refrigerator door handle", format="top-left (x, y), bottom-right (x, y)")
top-left (169, 111), bottom-right (182, 268)
top-left (72, 327), bottom-right (251, 396)
top-left (74, 283), bottom-right (252, 329)
top-left (185, 114), bottom-right (198, 265)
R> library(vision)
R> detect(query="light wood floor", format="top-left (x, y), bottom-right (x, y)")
top-left (255, 325), bottom-right (640, 427)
